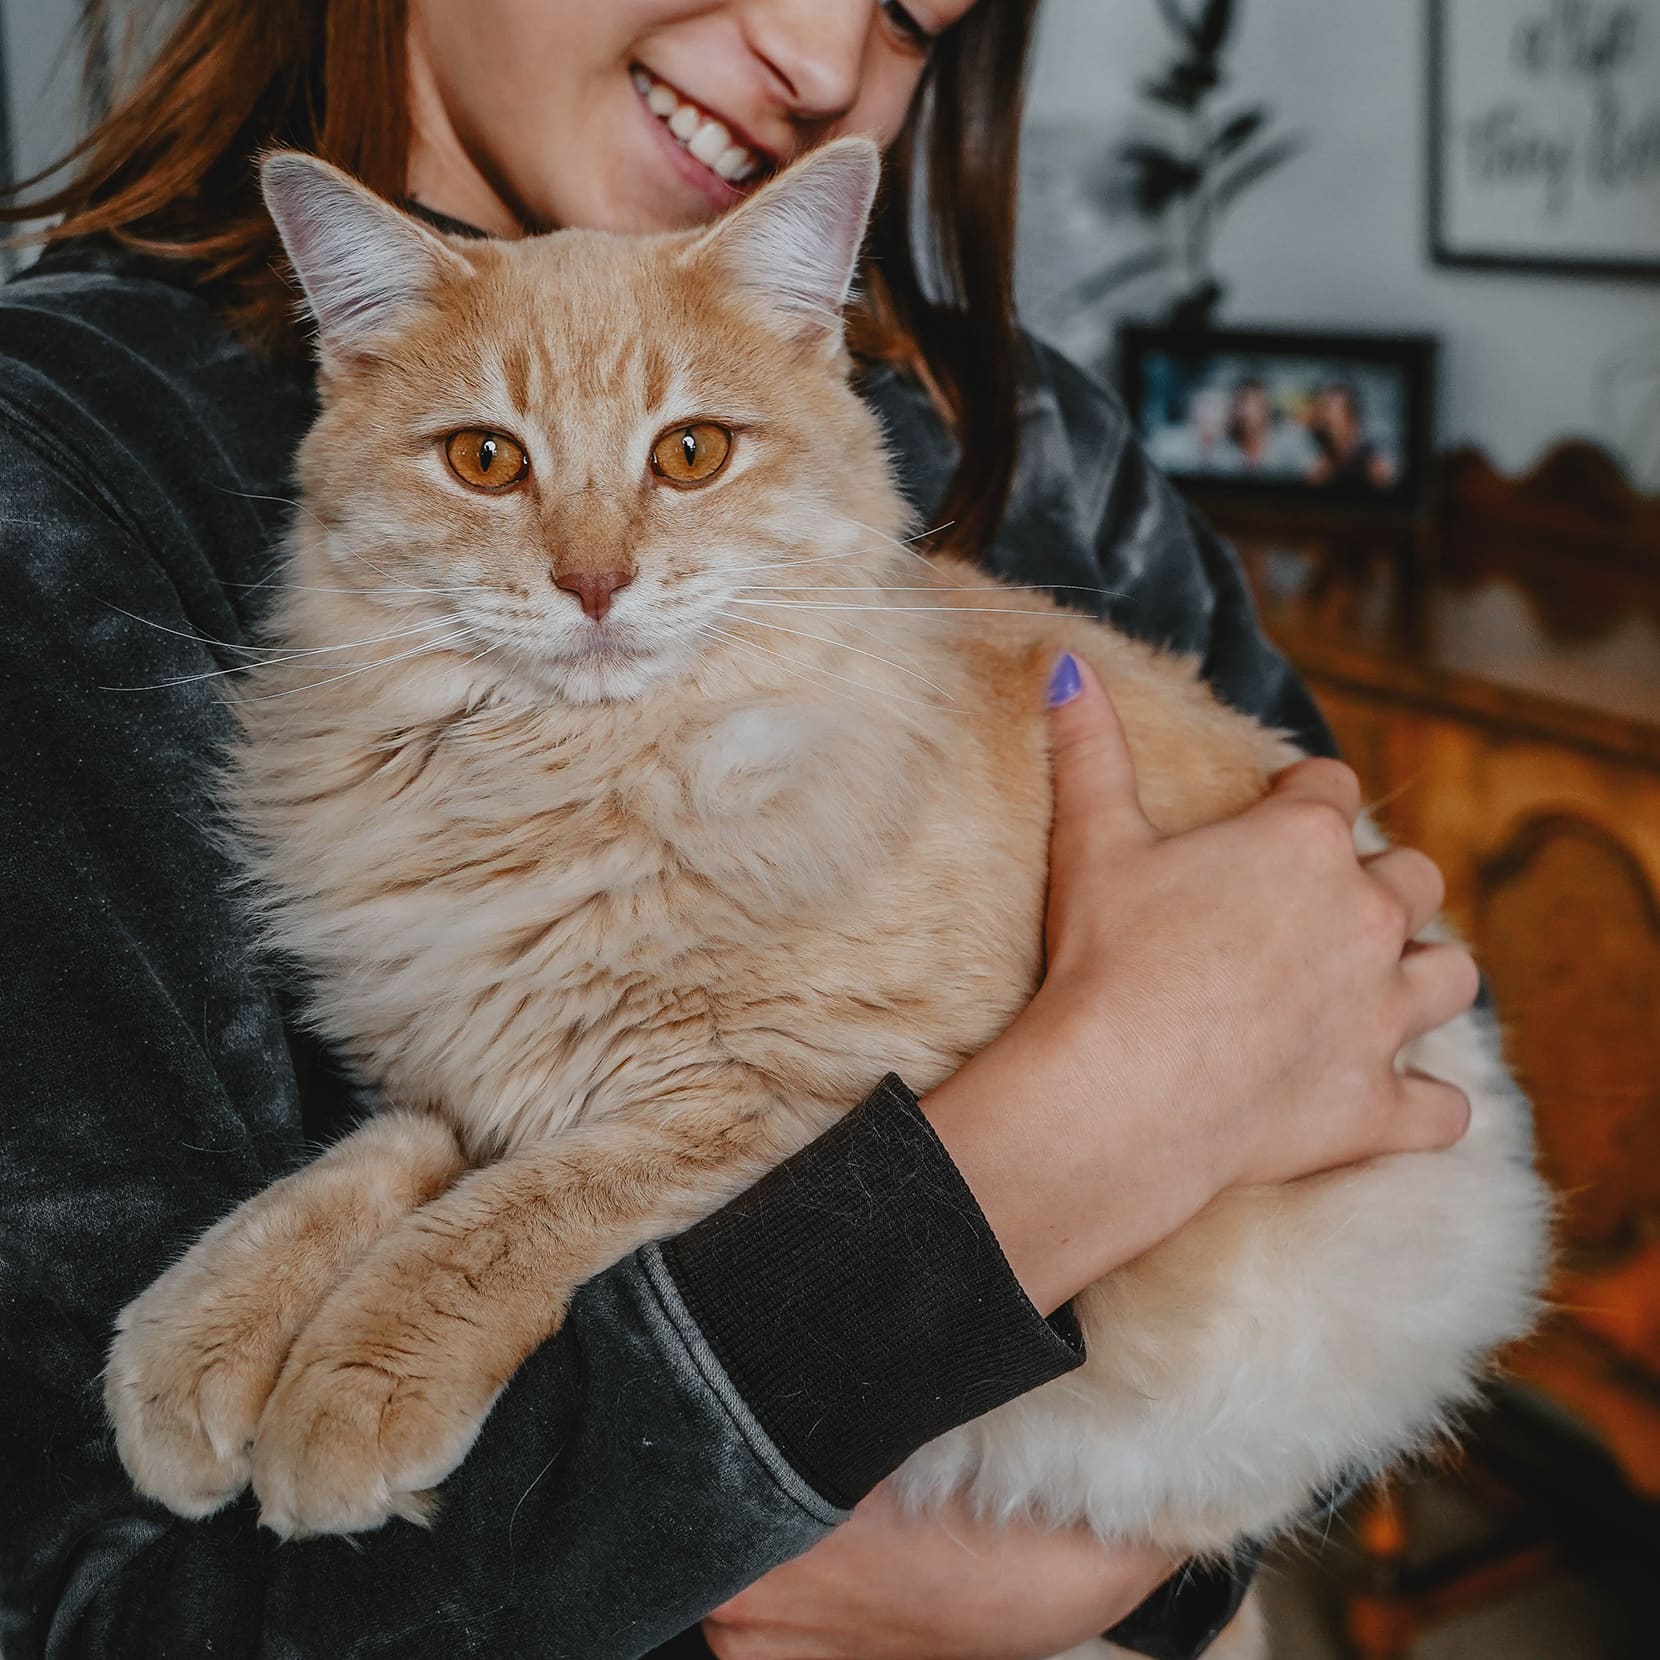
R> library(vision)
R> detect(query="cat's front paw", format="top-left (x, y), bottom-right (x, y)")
top-left (108, 1117), bottom-right (472, 1521)
top-left (249, 1253), bottom-right (523, 1538)
top-left (105, 1263), bottom-right (293, 1518)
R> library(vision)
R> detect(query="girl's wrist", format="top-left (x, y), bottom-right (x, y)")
top-left (919, 997), bottom-right (1212, 1315)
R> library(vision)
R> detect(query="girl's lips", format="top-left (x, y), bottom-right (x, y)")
top-left (638, 97), bottom-right (747, 211)
top-left (629, 66), bottom-right (777, 210)
top-left (634, 64), bottom-right (777, 175)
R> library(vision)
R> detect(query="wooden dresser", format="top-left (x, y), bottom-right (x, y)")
top-left (1223, 444), bottom-right (1660, 1652)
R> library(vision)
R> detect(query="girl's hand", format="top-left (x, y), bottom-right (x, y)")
top-left (923, 654), bottom-right (1476, 1314)
top-left (702, 1482), bottom-right (1178, 1660)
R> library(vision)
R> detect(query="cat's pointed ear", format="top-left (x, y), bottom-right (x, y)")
top-left (260, 151), bottom-right (469, 361)
top-left (688, 137), bottom-right (880, 350)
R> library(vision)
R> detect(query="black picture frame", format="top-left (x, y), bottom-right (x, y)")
top-left (1117, 324), bottom-right (1440, 522)
top-left (1427, 0), bottom-right (1660, 282)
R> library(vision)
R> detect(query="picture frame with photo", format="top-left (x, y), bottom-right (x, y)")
top-left (1117, 325), bottom-right (1440, 520)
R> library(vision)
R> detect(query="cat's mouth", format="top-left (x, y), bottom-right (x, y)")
top-left (559, 620), bottom-right (652, 666)
top-left (630, 65), bottom-right (773, 190)
top-left (520, 618), bottom-right (681, 705)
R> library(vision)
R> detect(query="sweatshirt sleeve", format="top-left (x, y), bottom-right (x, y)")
top-left (661, 1075), bottom-right (1083, 1509)
top-left (0, 406), bottom-right (1080, 1660)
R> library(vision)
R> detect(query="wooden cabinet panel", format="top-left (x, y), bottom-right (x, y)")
top-left (1304, 676), bottom-right (1660, 1263)
top-left (1478, 815), bottom-right (1660, 1256)
top-left (1306, 684), bottom-right (1429, 847)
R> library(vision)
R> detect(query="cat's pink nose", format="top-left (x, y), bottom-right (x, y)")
top-left (553, 565), bottom-right (634, 622)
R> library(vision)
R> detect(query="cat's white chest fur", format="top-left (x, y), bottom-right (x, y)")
top-left (247, 686), bottom-right (973, 1157)
top-left (686, 703), bottom-right (844, 814)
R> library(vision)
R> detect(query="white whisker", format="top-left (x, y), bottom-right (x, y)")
top-left (717, 611), bottom-right (953, 700)
top-left (220, 579), bottom-right (492, 597)
top-left (735, 581), bottom-right (1129, 603)
top-left (209, 484), bottom-right (336, 545)
top-left (98, 601), bottom-right (259, 657)
top-left (837, 515), bottom-right (939, 575)
top-left (699, 621), bottom-right (952, 713)
top-left (236, 627), bottom-right (486, 702)
top-left (209, 489), bottom-right (482, 602)
top-left (729, 599), bottom-right (1111, 621)
top-left (698, 622), bottom-right (895, 710)
top-left (98, 612), bottom-right (476, 691)
top-left (719, 549), bottom-right (878, 575)
top-left (902, 518), bottom-right (957, 545)
top-left (237, 617), bottom-right (472, 660)
top-left (719, 515), bottom-right (954, 580)
top-left (690, 623), bottom-right (868, 711)
top-left (338, 543), bottom-right (416, 590)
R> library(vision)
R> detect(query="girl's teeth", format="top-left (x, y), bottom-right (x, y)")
top-left (635, 69), bottom-right (764, 185)
top-left (713, 145), bottom-right (751, 182)
top-left (687, 121), bottom-right (731, 167)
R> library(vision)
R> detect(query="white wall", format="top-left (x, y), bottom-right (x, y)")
top-left (1020, 0), bottom-right (1660, 483)
top-left (1, 0), bottom-right (83, 186)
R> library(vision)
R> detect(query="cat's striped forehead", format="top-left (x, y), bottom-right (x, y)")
top-left (432, 236), bottom-right (735, 421)
top-left (490, 323), bottom-right (690, 427)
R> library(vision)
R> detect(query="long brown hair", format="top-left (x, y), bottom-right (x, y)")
top-left (3, 0), bottom-right (1040, 555)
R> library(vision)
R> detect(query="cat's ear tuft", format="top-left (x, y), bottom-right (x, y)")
top-left (689, 137), bottom-right (880, 350)
top-left (260, 151), bottom-right (469, 361)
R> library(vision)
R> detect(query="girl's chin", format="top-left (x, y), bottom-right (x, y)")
top-left (539, 151), bottom-right (727, 237)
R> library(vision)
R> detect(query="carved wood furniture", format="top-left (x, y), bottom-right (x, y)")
top-left (1224, 442), bottom-right (1660, 1656)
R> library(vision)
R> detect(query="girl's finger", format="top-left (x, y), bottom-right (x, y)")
top-left (1386, 1069), bottom-right (1473, 1155)
top-left (1265, 756), bottom-right (1363, 825)
top-left (1364, 846), bottom-right (1446, 941)
top-left (1398, 941), bottom-right (1482, 1039)
top-left (1045, 653), bottom-right (1156, 869)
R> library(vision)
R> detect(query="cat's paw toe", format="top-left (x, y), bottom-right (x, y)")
top-left (105, 1299), bottom-right (268, 1518)
top-left (252, 1425), bottom-right (437, 1541)
top-left (251, 1340), bottom-right (489, 1539)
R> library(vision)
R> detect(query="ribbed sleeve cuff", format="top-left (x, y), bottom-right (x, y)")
top-left (657, 1074), bottom-right (1083, 1510)
top-left (1104, 1547), bottom-right (1260, 1659)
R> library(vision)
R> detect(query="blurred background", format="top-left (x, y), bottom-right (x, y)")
top-left (1018, 6), bottom-right (1660, 1657)
top-left (3, 2), bottom-right (1658, 1656)
top-left (1018, 0), bottom-right (1658, 484)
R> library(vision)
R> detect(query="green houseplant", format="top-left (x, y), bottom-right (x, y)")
top-left (1057, 0), bottom-right (1303, 331)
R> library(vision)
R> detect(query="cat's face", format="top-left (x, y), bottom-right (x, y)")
top-left (265, 142), bottom-right (905, 705)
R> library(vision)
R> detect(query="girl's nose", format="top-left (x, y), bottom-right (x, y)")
top-left (742, 0), bottom-right (869, 123)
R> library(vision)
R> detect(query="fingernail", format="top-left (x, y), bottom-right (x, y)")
top-left (1046, 652), bottom-right (1082, 708)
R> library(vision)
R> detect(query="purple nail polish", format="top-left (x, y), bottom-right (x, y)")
top-left (1046, 652), bottom-right (1082, 708)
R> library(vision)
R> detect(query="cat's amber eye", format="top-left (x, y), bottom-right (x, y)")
top-left (444, 429), bottom-right (529, 492)
top-left (651, 422), bottom-right (733, 488)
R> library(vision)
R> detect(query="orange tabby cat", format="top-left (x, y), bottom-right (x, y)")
top-left (106, 140), bottom-right (1547, 1656)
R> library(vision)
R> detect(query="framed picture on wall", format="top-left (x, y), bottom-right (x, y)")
top-left (1117, 326), bottom-right (1439, 520)
top-left (1429, 0), bottom-right (1660, 278)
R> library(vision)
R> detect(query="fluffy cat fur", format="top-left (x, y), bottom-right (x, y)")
top-left (105, 140), bottom-right (1548, 1652)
